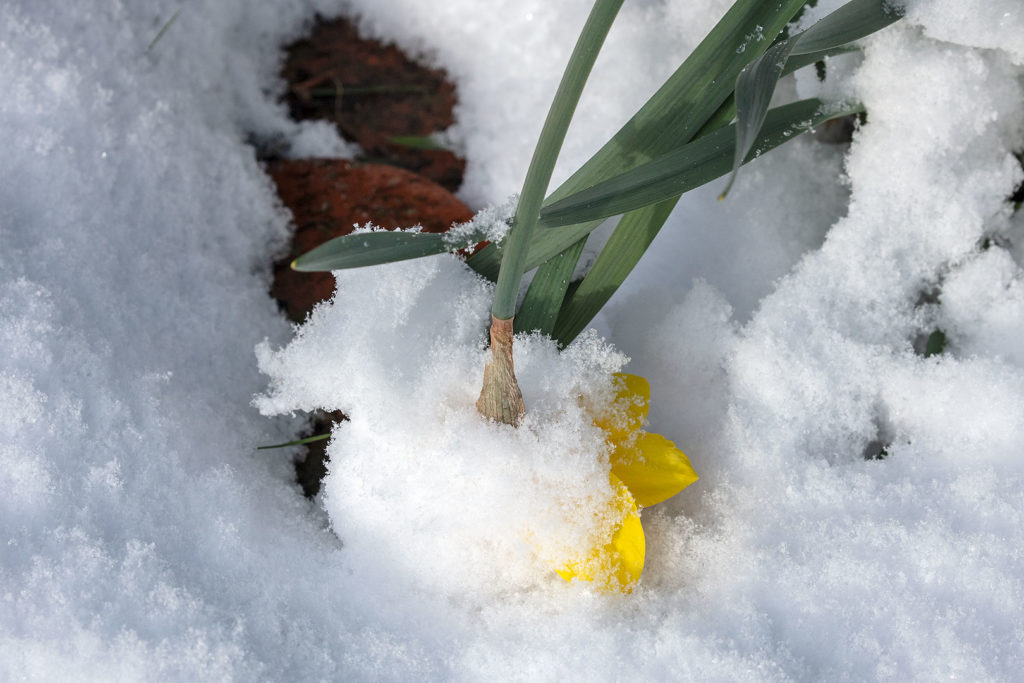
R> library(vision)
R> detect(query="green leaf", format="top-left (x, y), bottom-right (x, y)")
top-left (146, 7), bottom-right (181, 53)
top-left (483, 1), bottom-right (890, 337)
top-left (491, 0), bottom-right (624, 320)
top-left (469, 0), bottom-right (812, 286)
top-left (514, 239), bottom-right (586, 334)
top-left (544, 0), bottom-right (902, 343)
top-left (471, 63), bottom-right (841, 287)
top-left (467, 220), bottom-right (600, 282)
top-left (723, 0), bottom-right (903, 197)
top-left (551, 198), bottom-right (678, 346)
top-left (388, 135), bottom-right (448, 151)
top-left (257, 433), bottom-right (330, 450)
top-left (690, 43), bottom-right (859, 143)
top-left (540, 98), bottom-right (864, 227)
top-left (548, 0), bottom-right (809, 202)
top-left (503, 0), bottom-right (808, 328)
top-left (790, 0), bottom-right (904, 56)
top-left (720, 38), bottom-right (796, 199)
top-left (291, 231), bottom-right (457, 272)
top-left (783, 43), bottom-right (859, 73)
top-left (547, 99), bottom-right (863, 344)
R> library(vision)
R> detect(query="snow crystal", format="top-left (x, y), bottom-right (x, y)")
top-left (444, 194), bottom-right (517, 246)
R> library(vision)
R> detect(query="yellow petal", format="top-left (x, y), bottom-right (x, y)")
top-left (556, 474), bottom-right (645, 592)
top-left (610, 432), bottom-right (698, 508)
top-left (594, 373), bottom-right (650, 442)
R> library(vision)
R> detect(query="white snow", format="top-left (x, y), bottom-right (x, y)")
top-left (3, 0), bottom-right (1024, 680)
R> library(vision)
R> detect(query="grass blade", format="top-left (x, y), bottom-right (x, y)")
top-left (146, 8), bottom-right (181, 53)
top-left (388, 135), bottom-right (448, 151)
top-left (257, 433), bottom-right (330, 450)
top-left (291, 231), bottom-right (457, 272)
top-left (540, 98), bottom-right (863, 227)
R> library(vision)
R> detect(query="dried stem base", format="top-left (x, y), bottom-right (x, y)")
top-left (476, 315), bottom-right (525, 426)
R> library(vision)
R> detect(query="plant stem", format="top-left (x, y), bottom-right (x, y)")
top-left (475, 316), bottom-right (524, 425)
top-left (477, 0), bottom-right (623, 425)
top-left (491, 0), bottom-right (623, 320)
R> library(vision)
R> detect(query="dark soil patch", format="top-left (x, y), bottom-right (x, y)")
top-left (280, 16), bottom-right (464, 192)
top-left (268, 159), bottom-right (473, 322)
top-left (267, 16), bottom-right (471, 497)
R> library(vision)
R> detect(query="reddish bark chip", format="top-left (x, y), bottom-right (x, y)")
top-left (268, 158), bottom-right (474, 321)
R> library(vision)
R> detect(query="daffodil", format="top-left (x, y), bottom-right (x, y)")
top-left (557, 373), bottom-right (698, 592)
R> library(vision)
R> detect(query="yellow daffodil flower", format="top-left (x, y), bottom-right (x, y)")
top-left (557, 373), bottom-right (698, 592)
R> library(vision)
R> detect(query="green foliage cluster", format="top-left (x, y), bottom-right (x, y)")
top-left (293, 0), bottom-right (903, 347)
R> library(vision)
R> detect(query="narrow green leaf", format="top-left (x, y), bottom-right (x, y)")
top-left (515, 239), bottom-right (586, 335)
top-left (783, 44), bottom-right (859, 74)
top-left (465, 243), bottom-right (501, 281)
top-left (257, 433), bottom-right (330, 450)
top-left (342, 84), bottom-right (428, 95)
top-left (473, 1), bottom-right (808, 288)
top-left (291, 231), bottom-right (456, 272)
top-left (690, 90), bottom-right (741, 142)
top-left (720, 38), bottom-right (796, 199)
top-left (491, 0), bottom-right (624, 320)
top-left (540, 99), bottom-right (863, 227)
top-left (722, 0), bottom-right (902, 197)
top-left (477, 2), bottom-right (870, 316)
top-left (388, 135), bottom-right (448, 151)
top-left (551, 198), bottom-right (678, 347)
top-left (467, 220), bottom-right (601, 282)
top-left (547, 0), bottom-right (808, 203)
top-left (548, 99), bottom-right (863, 345)
top-left (146, 8), bottom-right (181, 53)
top-left (502, 0), bottom-right (807, 325)
top-left (790, 0), bottom-right (904, 56)
top-left (475, 5), bottom-right (863, 311)
top-left (306, 84), bottom-right (429, 98)
top-left (690, 43), bottom-right (859, 143)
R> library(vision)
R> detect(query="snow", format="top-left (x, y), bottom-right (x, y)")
top-left (443, 194), bottom-right (517, 247)
top-left (3, 0), bottom-right (1024, 680)
top-left (259, 255), bottom-right (637, 600)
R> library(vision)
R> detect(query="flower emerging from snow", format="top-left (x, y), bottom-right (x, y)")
top-left (556, 373), bottom-right (698, 592)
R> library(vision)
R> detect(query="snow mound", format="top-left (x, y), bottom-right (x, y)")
top-left (257, 255), bottom-right (638, 599)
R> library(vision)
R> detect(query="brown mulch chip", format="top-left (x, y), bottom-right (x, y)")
top-left (280, 17), bottom-right (465, 192)
top-left (269, 17), bottom-right (475, 498)
top-left (268, 158), bottom-right (474, 322)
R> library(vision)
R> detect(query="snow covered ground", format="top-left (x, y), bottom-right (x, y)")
top-left (2, 0), bottom-right (1023, 679)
